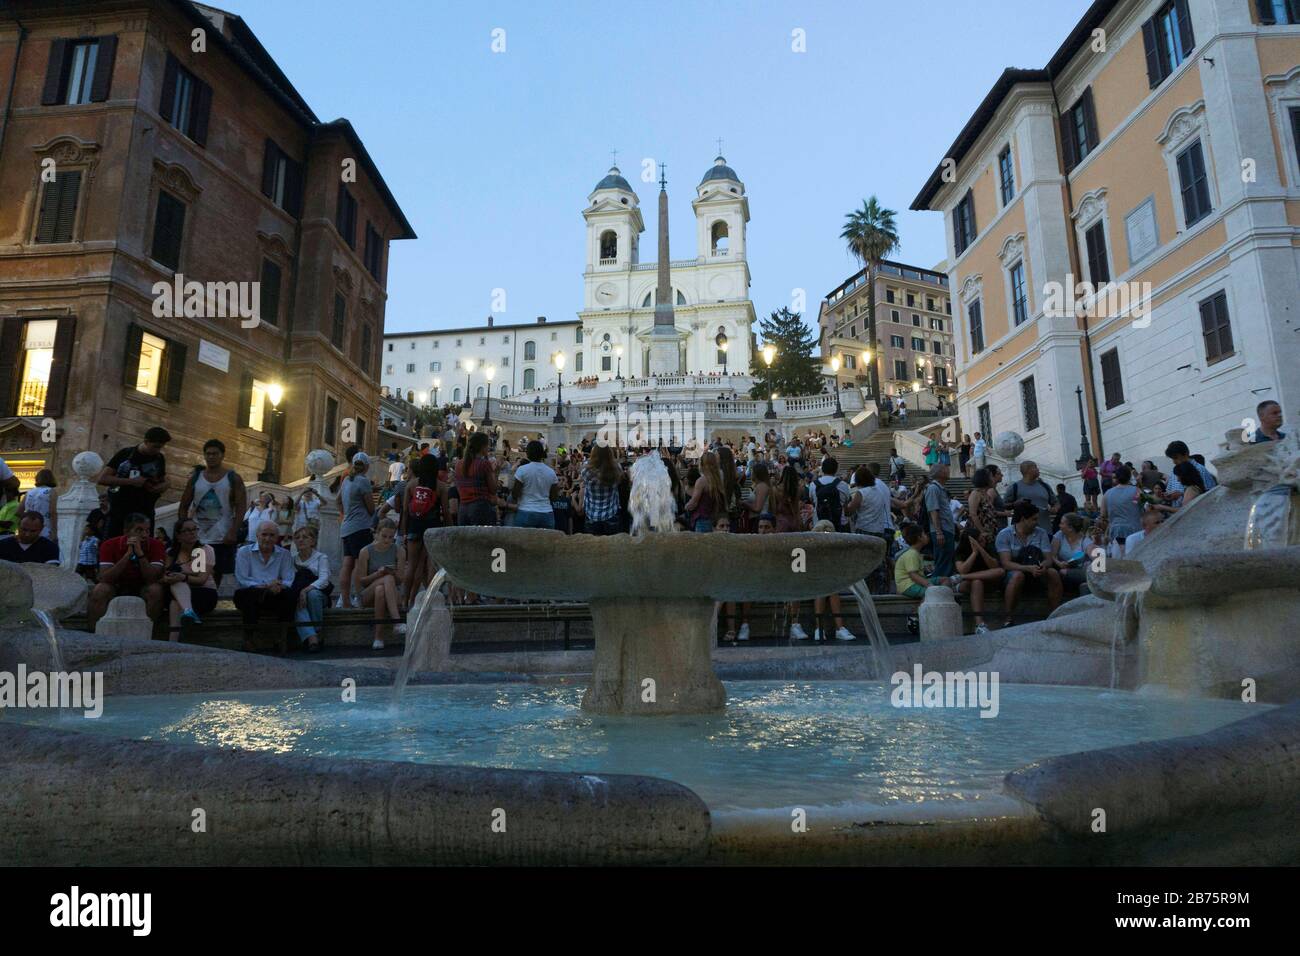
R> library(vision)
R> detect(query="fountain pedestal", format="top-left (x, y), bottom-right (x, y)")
top-left (584, 598), bottom-right (725, 715)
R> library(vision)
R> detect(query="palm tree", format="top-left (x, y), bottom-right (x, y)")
top-left (840, 197), bottom-right (899, 407)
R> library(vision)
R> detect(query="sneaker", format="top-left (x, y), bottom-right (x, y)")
top-left (975, 622), bottom-right (990, 635)
top-left (371, 638), bottom-right (385, 650)
top-left (737, 623), bottom-right (750, 642)
top-left (814, 628), bottom-right (825, 642)
top-left (789, 623), bottom-right (809, 641)
top-left (180, 608), bottom-right (202, 625)
top-left (394, 623), bottom-right (408, 636)
top-left (834, 627), bottom-right (855, 642)
top-left (949, 573), bottom-right (962, 588)
top-left (723, 629), bottom-right (737, 642)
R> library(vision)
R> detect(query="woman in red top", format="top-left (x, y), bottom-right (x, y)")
top-left (454, 431), bottom-right (508, 527)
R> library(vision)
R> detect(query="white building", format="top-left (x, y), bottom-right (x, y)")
top-left (579, 156), bottom-right (757, 379)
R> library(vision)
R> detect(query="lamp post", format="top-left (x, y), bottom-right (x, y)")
top-left (463, 359), bottom-right (475, 410)
top-left (762, 343), bottom-right (777, 419)
top-left (831, 356), bottom-right (844, 418)
top-left (553, 352), bottom-right (567, 423)
top-left (432, 377), bottom-right (440, 408)
top-left (615, 344), bottom-right (624, 380)
top-left (716, 330), bottom-right (729, 376)
top-left (1075, 384), bottom-right (1093, 467)
top-left (481, 365), bottom-right (496, 427)
top-left (258, 382), bottom-right (284, 483)
top-left (861, 349), bottom-right (873, 398)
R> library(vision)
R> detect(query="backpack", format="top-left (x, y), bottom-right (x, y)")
top-left (814, 478), bottom-right (844, 530)
top-left (409, 483), bottom-right (437, 518)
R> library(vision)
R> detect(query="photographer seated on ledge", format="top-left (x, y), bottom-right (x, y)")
top-left (88, 512), bottom-right (167, 630)
top-left (996, 500), bottom-right (1064, 628)
top-left (233, 520), bottom-right (296, 647)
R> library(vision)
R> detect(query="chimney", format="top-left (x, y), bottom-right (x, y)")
top-left (537, 316), bottom-right (547, 324)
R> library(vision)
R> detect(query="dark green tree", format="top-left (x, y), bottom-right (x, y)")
top-left (749, 307), bottom-right (824, 400)
top-left (840, 196), bottom-right (899, 403)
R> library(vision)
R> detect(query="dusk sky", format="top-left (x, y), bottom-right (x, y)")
top-left (240, 0), bottom-right (1090, 335)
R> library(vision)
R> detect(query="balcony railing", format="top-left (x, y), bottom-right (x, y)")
top-left (16, 380), bottom-right (47, 416)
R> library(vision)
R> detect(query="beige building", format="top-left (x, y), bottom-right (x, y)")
top-left (912, 0), bottom-right (1300, 476)
top-left (819, 259), bottom-right (957, 402)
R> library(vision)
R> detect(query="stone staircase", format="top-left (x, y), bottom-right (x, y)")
top-left (825, 421), bottom-right (974, 498)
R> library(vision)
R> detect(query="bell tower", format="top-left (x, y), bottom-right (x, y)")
top-left (693, 154), bottom-right (748, 261)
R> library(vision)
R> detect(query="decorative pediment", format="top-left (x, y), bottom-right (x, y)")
top-left (1264, 64), bottom-right (1300, 96)
top-left (996, 232), bottom-right (1026, 265)
top-left (1071, 187), bottom-right (1108, 224)
top-left (959, 272), bottom-right (984, 304)
top-left (151, 159), bottom-right (201, 201)
top-left (257, 230), bottom-right (293, 261)
top-left (333, 265), bottom-right (355, 293)
top-left (33, 135), bottom-right (100, 167)
top-left (1156, 100), bottom-right (1206, 151)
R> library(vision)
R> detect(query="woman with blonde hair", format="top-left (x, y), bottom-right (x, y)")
top-left (684, 450), bottom-right (727, 533)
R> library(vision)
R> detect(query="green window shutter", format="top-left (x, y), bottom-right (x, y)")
top-left (90, 35), bottom-right (117, 101)
top-left (163, 338), bottom-right (187, 403)
top-left (43, 317), bottom-right (77, 417)
top-left (122, 322), bottom-right (144, 388)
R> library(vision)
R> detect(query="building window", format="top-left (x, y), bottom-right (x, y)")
top-left (931, 340), bottom-right (942, 355)
top-left (259, 259), bottom-right (282, 327)
top-left (1199, 291), bottom-right (1235, 365)
top-left (978, 402), bottom-right (992, 440)
top-left (927, 297), bottom-right (936, 312)
top-left (331, 294), bottom-right (346, 349)
top-left (1061, 88), bottom-right (1099, 171)
top-left (1259, 0), bottom-right (1300, 24)
top-left (911, 336), bottom-right (924, 351)
top-left (34, 170), bottom-right (82, 244)
top-left (891, 309), bottom-right (900, 322)
top-left (386, 343), bottom-right (393, 352)
top-left (601, 356), bottom-right (611, 372)
top-left (576, 328), bottom-right (583, 343)
top-left (1084, 222), bottom-right (1110, 284)
top-left (431, 361), bottom-right (440, 372)
top-left (893, 359), bottom-right (907, 380)
top-left (945, 300), bottom-right (952, 315)
top-left (935, 367), bottom-right (948, 388)
top-left (522, 368), bottom-right (535, 389)
top-left (968, 299), bottom-right (985, 354)
top-left (885, 289), bottom-right (895, 304)
top-left (405, 363), bottom-right (415, 373)
top-left (998, 145), bottom-right (1015, 205)
top-left (953, 189), bottom-right (976, 255)
top-left (42, 36), bottom-right (118, 106)
top-left (500, 357), bottom-right (509, 367)
top-left (1142, 0), bottom-right (1195, 90)
top-left (336, 185), bottom-right (357, 249)
top-left (906, 293), bottom-right (915, 307)
top-left (150, 189), bottom-right (186, 271)
top-left (385, 364), bottom-right (393, 375)
top-left (575, 352), bottom-right (583, 371)
top-left (356, 417), bottom-right (366, 450)
top-left (159, 54), bottom-right (211, 146)
top-left (524, 340), bottom-right (536, 361)
top-left (1100, 348), bottom-right (1125, 409)
top-left (360, 325), bottom-right (373, 374)
top-left (915, 362), bottom-right (926, 380)
top-left (323, 396), bottom-right (338, 446)
top-left (1020, 376), bottom-right (1040, 432)
top-left (599, 230), bottom-right (617, 261)
top-left (364, 222), bottom-right (383, 279)
top-left (455, 338), bottom-right (462, 347)
top-left (13, 320), bottom-right (56, 415)
top-left (260, 139), bottom-right (302, 216)
top-left (452, 387), bottom-right (462, 403)
top-left (1009, 261), bottom-right (1028, 326)
top-left (890, 334), bottom-right (904, 348)
top-left (1177, 140), bottom-right (1213, 227)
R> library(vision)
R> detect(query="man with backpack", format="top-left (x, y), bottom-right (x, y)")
top-left (924, 462), bottom-right (956, 578)
top-left (1007, 460), bottom-right (1058, 534)
top-left (813, 456), bottom-right (855, 532)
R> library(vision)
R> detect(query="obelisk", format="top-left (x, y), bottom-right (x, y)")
top-left (649, 163), bottom-right (682, 375)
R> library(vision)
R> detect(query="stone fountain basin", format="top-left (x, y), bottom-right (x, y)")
top-left (423, 527), bottom-right (884, 602)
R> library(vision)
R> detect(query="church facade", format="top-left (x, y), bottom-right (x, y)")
top-left (577, 156), bottom-right (756, 379)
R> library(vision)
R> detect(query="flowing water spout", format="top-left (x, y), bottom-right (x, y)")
top-left (393, 568), bottom-right (451, 703)
top-left (848, 581), bottom-right (892, 680)
top-left (1244, 485), bottom-right (1293, 550)
top-left (33, 609), bottom-right (65, 676)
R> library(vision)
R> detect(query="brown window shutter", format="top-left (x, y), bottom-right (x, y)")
top-left (122, 322), bottom-right (144, 388)
top-left (284, 158), bottom-right (303, 217)
top-left (163, 338), bottom-right (186, 402)
top-left (42, 39), bottom-right (69, 105)
top-left (0, 318), bottom-right (23, 416)
top-left (159, 54), bottom-right (178, 122)
top-left (1081, 88), bottom-right (1099, 154)
top-left (43, 316), bottom-right (77, 417)
top-left (237, 371), bottom-right (253, 428)
top-left (90, 35), bottom-right (117, 101)
top-left (1257, 0), bottom-right (1276, 24)
top-left (1059, 110), bottom-right (1078, 171)
top-left (190, 80), bottom-right (212, 146)
top-left (1141, 18), bottom-right (1161, 88)
top-left (965, 189), bottom-right (976, 236)
top-left (261, 139), bottom-right (277, 198)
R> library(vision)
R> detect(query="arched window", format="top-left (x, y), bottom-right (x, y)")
top-left (406, 389), bottom-right (414, 403)
top-left (524, 340), bottom-right (536, 361)
top-left (575, 352), bottom-right (584, 371)
top-left (500, 384), bottom-right (508, 398)
top-left (599, 230), bottom-right (617, 261)
top-left (452, 387), bottom-right (461, 403)
top-left (523, 368), bottom-right (535, 389)
top-left (711, 220), bottom-right (729, 252)
top-left (640, 289), bottom-right (687, 307)
top-left (476, 385), bottom-right (485, 398)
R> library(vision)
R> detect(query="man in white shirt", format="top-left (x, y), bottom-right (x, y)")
top-left (387, 457), bottom-right (405, 484)
top-left (511, 440), bottom-right (559, 529)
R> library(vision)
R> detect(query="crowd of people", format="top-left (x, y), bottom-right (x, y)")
top-left (0, 398), bottom-right (1285, 648)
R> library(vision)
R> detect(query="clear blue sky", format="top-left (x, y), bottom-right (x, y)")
top-left (237, 0), bottom-right (1089, 334)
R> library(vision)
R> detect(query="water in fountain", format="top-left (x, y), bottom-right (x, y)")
top-left (1110, 591), bottom-right (1137, 689)
top-left (848, 580), bottom-right (892, 680)
top-left (33, 609), bottom-right (65, 675)
top-left (393, 568), bottom-right (450, 703)
top-left (627, 453), bottom-right (678, 535)
top-left (1244, 485), bottom-right (1292, 550)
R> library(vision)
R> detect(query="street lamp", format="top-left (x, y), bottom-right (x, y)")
top-left (716, 330), bottom-right (729, 376)
top-left (861, 349), bottom-right (874, 397)
top-left (432, 377), bottom-right (441, 407)
top-left (481, 365), bottom-right (496, 427)
top-left (552, 352), bottom-right (567, 423)
top-left (830, 356), bottom-right (845, 418)
top-left (762, 343), bottom-right (777, 419)
top-left (463, 359), bottom-right (476, 410)
top-left (1075, 384), bottom-right (1093, 467)
top-left (258, 382), bottom-right (285, 483)
top-left (615, 344), bottom-right (624, 380)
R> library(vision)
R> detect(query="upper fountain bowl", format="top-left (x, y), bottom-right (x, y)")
top-left (423, 527), bottom-right (884, 602)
